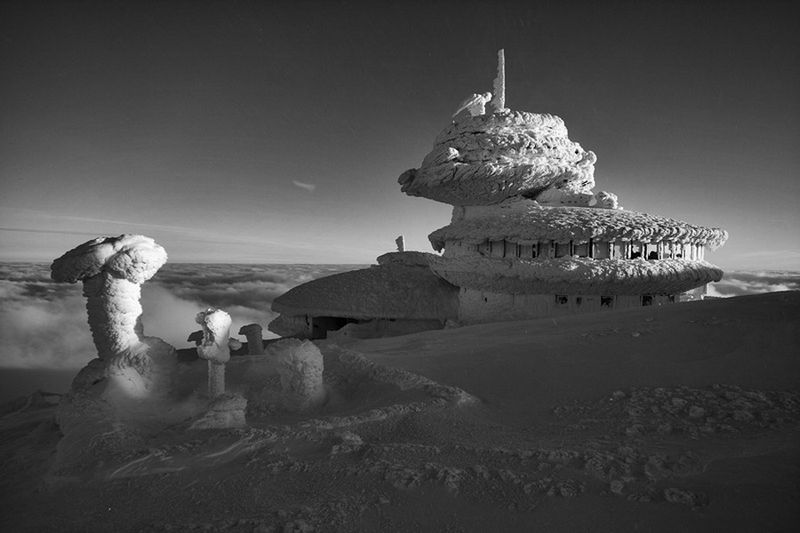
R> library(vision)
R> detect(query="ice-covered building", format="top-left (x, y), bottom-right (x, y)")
top-left (269, 252), bottom-right (458, 339)
top-left (399, 50), bottom-right (727, 324)
top-left (269, 50), bottom-right (727, 336)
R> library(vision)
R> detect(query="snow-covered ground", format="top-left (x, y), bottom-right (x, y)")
top-left (1, 290), bottom-right (798, 532)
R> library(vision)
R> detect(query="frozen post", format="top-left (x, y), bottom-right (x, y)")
top-left (238, 323), bottom-right (264, 355)
top-left (395, 235), bottom-right (405, 252)
top-left (195, 308), bottom-right (232, 398)
top-left (490, 49), bottom-right (506, 113)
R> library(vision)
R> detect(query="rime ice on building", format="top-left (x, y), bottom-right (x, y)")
top-left (270, 51), bottom-right (727, 335)
top-left (400, 51), bottom-right (727, 323)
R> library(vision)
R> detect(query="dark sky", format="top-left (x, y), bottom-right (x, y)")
top-left (1, 0), bottom-right (798, 268)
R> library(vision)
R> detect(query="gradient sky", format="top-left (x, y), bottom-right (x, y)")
top-left (1, 0), bottom-right (798, 269)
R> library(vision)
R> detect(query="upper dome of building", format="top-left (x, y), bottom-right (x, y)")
top-left (398, 109), bottom-right (602, 207)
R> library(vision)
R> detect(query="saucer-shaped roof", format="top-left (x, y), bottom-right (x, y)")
top-left (271, 261), bottom-right (458, 321)
top-left (429, 204), bottom-right (728, 250)
top-left (398, 110), bottom-right (597, 206)
top-left (429, 255), bottom-right (723, 295)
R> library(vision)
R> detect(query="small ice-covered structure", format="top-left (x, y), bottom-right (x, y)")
top-left (272, 338), bottom-right (325, 411)
top-left (195, 308), bottom-right (232, 398)
top-left (238, 323), bottom-right (264, 355)
top-left (269, 252), bottom-right (458, 339)
top-left (50, 234), bottom-right (175, 397)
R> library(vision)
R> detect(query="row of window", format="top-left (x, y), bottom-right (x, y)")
top-left (464, 239), bottom-right (705, 261)
top-left (554, 294), bottom-right (675, 308)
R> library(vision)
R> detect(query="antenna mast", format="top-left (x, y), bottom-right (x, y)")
top-left (490, 49), bottom-right (506, 112)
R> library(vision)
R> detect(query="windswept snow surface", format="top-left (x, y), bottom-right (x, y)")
top-left (1, 291), bottom-right (798, 532)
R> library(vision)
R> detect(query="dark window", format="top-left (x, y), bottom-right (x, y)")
top-left (641, 295), bottom-right (653, 306)
top-left (575, 296), bottom-right (583, 306)
top-left (601, 296), bottom-right (614, 308)
top-left (574, 243), bottom-right (589, 257)
top-left (555, 295), bottom-right (568, 305)
top-left (310, 316), bottom-right (357, 339)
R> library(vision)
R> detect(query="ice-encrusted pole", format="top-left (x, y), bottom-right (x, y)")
top-left (196, 308), bottom-right (232, 398)
top-left (490, 49), bottom-right (506, 113)
top-left (238, 323), bottom-right (264, 355)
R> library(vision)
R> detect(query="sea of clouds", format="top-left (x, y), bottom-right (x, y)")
top-left (0, 262), bottom-right (362, 370)
top-left (0, 263), bottom-right (797, 371)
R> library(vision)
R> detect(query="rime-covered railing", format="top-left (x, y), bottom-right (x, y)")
top-left (444, 238), bottom-right (707, 261)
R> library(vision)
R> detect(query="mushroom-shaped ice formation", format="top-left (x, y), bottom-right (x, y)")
top-left (51, 234), bottom-right (167, 358)
top-left (238, 323), bottom-right (264, 355)
top-left (195, 308), bottom-right (232, 398)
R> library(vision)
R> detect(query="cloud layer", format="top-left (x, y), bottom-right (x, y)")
top-left (0, 263), bottom-right (796, 369)
top-left (707, 271), bottom-right (800, 298)
top-left (0, 263), bottom-right (360, 369)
